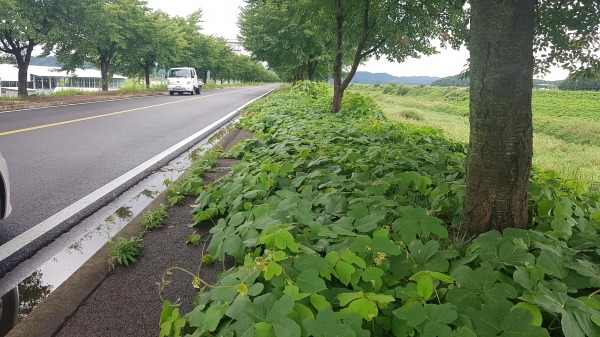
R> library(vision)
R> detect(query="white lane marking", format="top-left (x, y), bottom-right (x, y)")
top-left (0, 85), bottom-right (277, 262)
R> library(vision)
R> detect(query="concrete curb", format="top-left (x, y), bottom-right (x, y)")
top-left (5, 126), bottom-right (248, 337)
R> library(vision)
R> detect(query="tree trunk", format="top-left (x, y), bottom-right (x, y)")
top-left (144, 65), bottom-right (151, 89)
top-left (100, 59), bottom-right (110, 91)
top-left (15, 42), bottom-right (34, 97)
top-left (332, 0), bottom-right (344, 113)
top-left (461, 0), bottom-right (535, 237)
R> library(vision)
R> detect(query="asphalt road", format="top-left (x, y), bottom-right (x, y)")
top-left (0, 84), bottom-right (277, 276)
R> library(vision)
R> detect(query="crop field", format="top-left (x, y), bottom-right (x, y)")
top-left (351, 84), bottom-right (600, 183)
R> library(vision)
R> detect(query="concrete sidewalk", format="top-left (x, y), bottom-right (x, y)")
top-left (6, 128), bottom-right (254, 337)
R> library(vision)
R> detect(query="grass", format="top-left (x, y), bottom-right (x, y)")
top-left (140, 204), bottom-right (169, 229)
top-left (351, 85), bottom-right (600, 183)
top-left (107, 235), bottom-right (144, 270)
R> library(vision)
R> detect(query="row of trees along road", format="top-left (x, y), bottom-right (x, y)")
top-left (0, 0), bottom-right (278, 96)
top-left (239, 0), bottom-right (600, 236)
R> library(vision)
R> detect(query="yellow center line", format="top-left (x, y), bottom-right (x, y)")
top-left (0, 88), bottom-right (254, 137)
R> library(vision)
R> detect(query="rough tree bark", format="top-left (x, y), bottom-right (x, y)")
top-left (462, 0), bottom-right (536, 237)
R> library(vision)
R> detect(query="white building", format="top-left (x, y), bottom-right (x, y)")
top-left (0, 64), bottom-right (126, 97)
top-left (226, 40), bottom-right (243, 55)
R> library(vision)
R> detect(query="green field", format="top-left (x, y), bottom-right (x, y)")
top-left (351, 84), bottom-right (600, 183)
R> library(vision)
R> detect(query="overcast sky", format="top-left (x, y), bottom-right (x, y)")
top-left (145, 0), bottom-right (568, 81)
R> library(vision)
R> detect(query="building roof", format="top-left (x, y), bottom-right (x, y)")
top-left (0, 64), bottom-right (126, 82)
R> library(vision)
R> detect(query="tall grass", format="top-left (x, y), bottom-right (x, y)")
top-left (351, 84), bottom-right (600, 183)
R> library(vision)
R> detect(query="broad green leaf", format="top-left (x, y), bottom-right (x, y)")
top-left (370, 236), bottom-right (402, 256)
top-left (393, 302), bottom-right (427, 327)
top-left (499, 242), bottom-right (535, 266)
top-left (511, 303), bottom-right (543, 326)
top-left (294, 254), bottom-right (329, 272)
top-left (423, 322), bottom-right (452, 337)
top-left (296, 269), bottom-right (327, 293)
top-left (348, 298), bottom-right (379, 321)
top-left (284, 285), bottom-right (310, 301)
top-left (310, 294), bottom-right (332, 310)
top-left (337, 292), bottom-right (364, 306)
top-left (501, 308), bottom-right (550, 337)
top-left (253, 322), bottom-right (272, 337)
top-left (452, 327), bottom-right (477, 337)
top-left (340, 251), bottom-right (367, 268)
top-left (335, 261), bottom-right (356, 286)
top-left (303, 308), bottom-right (353, 337)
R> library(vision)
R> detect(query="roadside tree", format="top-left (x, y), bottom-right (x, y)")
top-left (0, 0), bottom-right (89, 96)
top-left (54, 0), bottom-right (147, 91)
top-left (118, 10), bottom-right (187, 88)
top-left (462, 0), bottom-right (600, 236)
top-left (239, 0), bottom-right (333, 82)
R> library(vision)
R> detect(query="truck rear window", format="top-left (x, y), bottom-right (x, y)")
top-left (168, 69), bottom-right (190, 78)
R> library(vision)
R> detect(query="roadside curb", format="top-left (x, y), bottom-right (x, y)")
top-left (5, 126), bottom-right (251, 337)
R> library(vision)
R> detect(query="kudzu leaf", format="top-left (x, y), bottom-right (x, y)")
top-left (347, 204), bottom-right (369, 220)
top-left (253, 322), bottom-right (272, 337)
top-left (337, 292), bottom-right (364, 306)
top-left (354, 211), bottom-right (386, 232)
top-left (362, 267), bottom-right (384, 291)
top-left (229, 212), bottom-right (245, 227)
top-left (393, 302), bottom-right (427, 327)
top-left (290, 303), bottom-right (314, 337)
top-left (370, 236), bottom-right (402, 256)
top-left (264, 262), bottom-right (283, 280)
top-left (536, 249), bottom-right (569, 278)
top-left (364, 293), bottom-right (395, 304)
top-left (340, 251), bottom-right (367, 268)
top-left (423, 322), bottom-right (452, 337)
top-left (294, 254), bottom-right (329, 272)
top-left (325, 251), bottom-right (339, 267)
top-left (224, 235), bottom-right (242, 255)
top-left (452, 327), bottom-right (477, 337)
top-left (296, 269), bottom-right (327, 293)
top-left (498, 242), bottom-right (535, 267)
top-left (348, 298), bottom-right (379, 321)
top-left (200, 303), bottom-right (228, 333)
top-left (284, 285), bottom-right (310, 301)
top-left (310, 294), bottom-right (332, 311)
top-left (303, 308), bottom-right (352, 337)
top-left (343, 312), bottom-right (370, 337)
top-left (501, 308), bottom-right (550, 337)
top-left (325, 195), bottom-right (347, 215)
top-left (417, 276), bottom-right (434, 299)
top-left (511, 303), bottom-right (543, 327)
top-left (335, 261), bottom-right (356, 286)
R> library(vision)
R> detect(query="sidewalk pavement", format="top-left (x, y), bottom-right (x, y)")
top-left (6, 128), bottom-right (255, 337)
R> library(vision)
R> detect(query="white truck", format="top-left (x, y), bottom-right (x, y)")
top-left (166, 67), bottom-right (203, 96)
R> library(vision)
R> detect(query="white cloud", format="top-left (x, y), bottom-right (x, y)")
top-left (145, 1), bottom-right (569, 81)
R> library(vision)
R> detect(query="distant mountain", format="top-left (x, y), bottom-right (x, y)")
top-left (29, 56), bottom-right (61, 67)
top-left (432, 74), bottom-right (563, 89)
top-left (350, 71), bottom-right (439, 85)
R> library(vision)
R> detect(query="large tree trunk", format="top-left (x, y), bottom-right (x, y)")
top-left (144, 65), bottom-right (151, 89)
top-left (461, 0), bottom-right (536, 237)
top-left (332, 0), bottom-right (344, 113)
top-left (15, 42), bottom-right (34, 97)
top-left (100, 58), bottom-right (110, 91)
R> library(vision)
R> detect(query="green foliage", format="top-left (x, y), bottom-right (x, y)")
top-left (159, 84), bottom-right (600, 336)
top-left (108, 235), bottom-right (143, 270)
top-left (186, 232), bottom-right (201, 246)
top-left (370, 84), bottom-right (600, 148)
top-left (140, 204), bottom-right (169, 229)
top-left (164, 150), bottom-right (220, 206)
